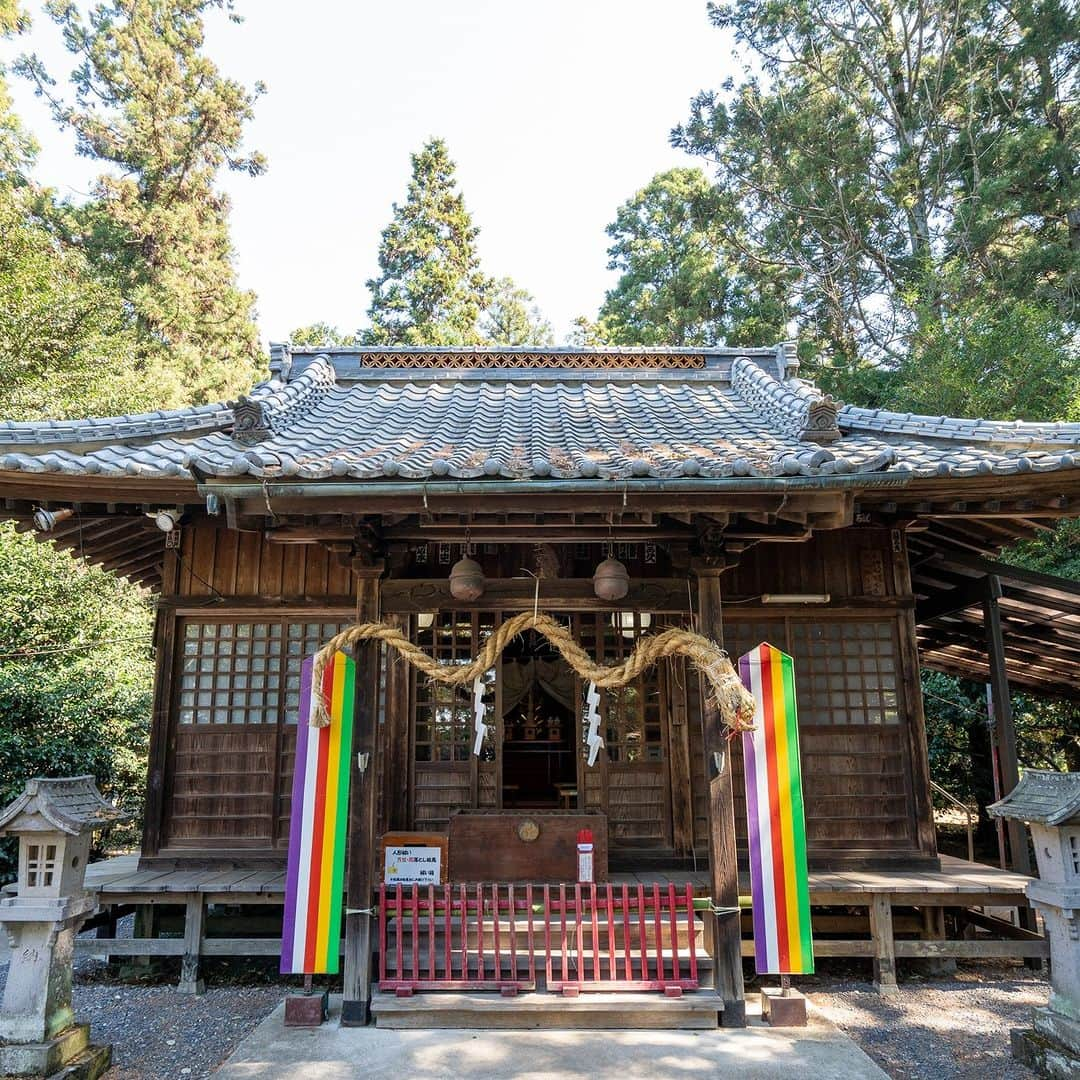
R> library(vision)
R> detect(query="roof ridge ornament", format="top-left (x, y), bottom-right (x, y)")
top-left (799, 395), bottom-right (842, 444)
top-left (230, 394), bottom-right (272, 446)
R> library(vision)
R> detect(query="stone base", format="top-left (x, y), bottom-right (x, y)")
top-left (1033, 1006), bottom-right (1080, 1057)
top-left (1012, 1028), bottom-right (1080, 1080)
top-left (284, 989), bottom-right (329, 1027)
top-left (0, 1022), bottom-right (89, 1076)
top-left (760, 987), bottom-right (807, 1027)
top-left (52, 1043), bottom-right (112, 1080)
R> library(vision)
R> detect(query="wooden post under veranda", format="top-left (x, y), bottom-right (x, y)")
top-left (694, 561), bottom-right (747, 1027)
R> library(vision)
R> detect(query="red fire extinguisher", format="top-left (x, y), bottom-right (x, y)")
top-left (577, 828), bottom-right (594, 884)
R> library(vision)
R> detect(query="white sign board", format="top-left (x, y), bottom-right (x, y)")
top-left (384, 845), bottom-right (442, 887)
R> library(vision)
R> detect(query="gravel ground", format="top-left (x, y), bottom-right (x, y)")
top-left (0, 956), bottom-right (1050, 1078)
top-left (810, 961), bottom-right (1048, 1080)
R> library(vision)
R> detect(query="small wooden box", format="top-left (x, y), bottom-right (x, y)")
top-left (448, 811), bottom-right (607, 883)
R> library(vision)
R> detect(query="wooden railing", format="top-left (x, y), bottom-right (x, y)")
top-left (377, 882), bottom-right (700, 997)
top-left (930, 780), bottom-right (977, 862)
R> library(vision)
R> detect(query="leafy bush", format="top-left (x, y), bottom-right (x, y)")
top-left (0, 523), bottom-right (152, 883)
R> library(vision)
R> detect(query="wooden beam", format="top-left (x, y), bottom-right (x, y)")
top-left (342, 565), bottom-right (384, 1026)
top-left (381, 578), bottom-right (692, 614)
top-left (693, 561), bottom-right (745, 1026)
top-left (916, 576), bottom-right (988, 623)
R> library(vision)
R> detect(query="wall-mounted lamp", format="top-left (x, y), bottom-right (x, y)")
top-left (148, 509), bottom-right (183, 533)
top-left (32, 507), bottom-right (74, 533)
top-left (416, 612), bottom-right (435, 632)
top-left (611, 612), bottom-right (652, 639)
top-left (761, 593), bottom-right (830, 604)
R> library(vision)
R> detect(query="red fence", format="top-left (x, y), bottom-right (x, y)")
top-left (377, 882), bottom-right (700, 996)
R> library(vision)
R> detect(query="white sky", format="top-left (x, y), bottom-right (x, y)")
top-left (2, 1), bottom-right (737, 344)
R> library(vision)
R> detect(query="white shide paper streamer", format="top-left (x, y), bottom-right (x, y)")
top-left (472, 675), bottom-right (489, 756)
top-left (585, 681), bottom-right (605, 766)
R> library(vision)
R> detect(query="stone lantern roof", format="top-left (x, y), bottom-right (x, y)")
top-left (988, 770), bottom-right (1080, 827)
top-left (0, 776), bottom-right (130, 836)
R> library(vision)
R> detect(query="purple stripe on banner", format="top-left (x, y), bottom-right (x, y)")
top-left (739, 653), bottom-right (768, 970)
top-left (280, 657), bottom-right (313, 973)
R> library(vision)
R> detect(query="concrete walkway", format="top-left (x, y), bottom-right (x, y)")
top-left (216, 997), bottom-right (888, 1080)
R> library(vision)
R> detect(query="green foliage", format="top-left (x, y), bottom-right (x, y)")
top-left (887, 293), bottom-right (1079, 421)
top-left (364, 138), bottom-right (493, 346)
top-left (0, 523), bottom-right (153, 881)
top-left (17, 0), bottom-right (267, 404)
top-left (923, 671), bottom-right (1080, 802)
top-left (481, 277), bottom-right (553, 346)
top-left (0, 196), bottom-right (160, 418)
top-left (673, 0), bottom-right (1078, 371)
top-left (598, 167), bottom-right (790, 347)
top-left (289, 323), bottom-right (357, 348)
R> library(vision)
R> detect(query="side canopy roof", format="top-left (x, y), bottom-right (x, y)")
top-left (1, 344), bottom-right (1078, 485)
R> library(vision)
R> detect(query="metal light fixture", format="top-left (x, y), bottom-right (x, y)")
top-left (32, 507), bottom-right (74, 533)
top-left (611, 612), bottom-right (652, 639)
top-left (593, 556), bottom-right (629, 601)
top-left (150, 509), bottom-right (182, 533)
top-left (761, 594), bottom-right (830, 604)
top-left (449, 557), bottom-right (486, 601)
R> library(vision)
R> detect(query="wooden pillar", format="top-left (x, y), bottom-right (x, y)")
top-left (982, 577), bottom-right (1031, 876)
top-left (141, 550), bottom-right (180, 860)
top-left (693, 562), bottom-right (746, 1027)
top-left (919, 905), bottom-right (955, 976)
top-left (342, 564), bottom-right (383, 1026)
top-left (983, 576), bottom-right (1040, 965)
top-left (177, 892), bottom-right (205, 995)
top-left (380, 612), bottom-right (411, 834)
top-left (891, 529), bottom-right (939, 861)
top-left (868, 893), bottom-right (899, 996)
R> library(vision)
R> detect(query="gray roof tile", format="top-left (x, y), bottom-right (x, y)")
top-left (0, 348), bottom-right (1077, 485)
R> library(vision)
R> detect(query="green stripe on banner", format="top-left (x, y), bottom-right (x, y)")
top-left (781, 651), bottom-right (814, 969)
top-left (326, 654), bottom-right (355, 974)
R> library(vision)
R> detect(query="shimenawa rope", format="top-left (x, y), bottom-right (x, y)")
top-left (309, 611), bottom-right (756, 735)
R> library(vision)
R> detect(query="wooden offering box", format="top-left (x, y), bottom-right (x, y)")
top-left (448, 811), bottom-right (607, 883)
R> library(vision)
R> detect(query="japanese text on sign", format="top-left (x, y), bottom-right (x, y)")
top-left (384, 845), bottom-right (442, 886)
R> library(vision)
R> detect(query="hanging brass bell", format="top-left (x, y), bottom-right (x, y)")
top-left (592, 556), bottom-right (629, 601)
top-left (449, 557), bottom-right (486, 601)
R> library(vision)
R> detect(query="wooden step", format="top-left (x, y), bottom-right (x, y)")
top-left (371, 990), bottom-right (721, 1029)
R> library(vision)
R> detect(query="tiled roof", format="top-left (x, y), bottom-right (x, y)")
top-left (0, 775), bottom-right (131, 835)
top-left (0, 346), bottom-right (1078, 485)
top-left (988, 770), bottom-right (1080, 826)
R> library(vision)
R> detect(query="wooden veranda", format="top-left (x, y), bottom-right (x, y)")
top-left (78, 852), bottom-right (1047, 1000)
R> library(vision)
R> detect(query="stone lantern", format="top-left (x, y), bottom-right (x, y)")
top-left (0, 775), bottom-right (130, 1078)
top-left (989, 770), bottom-right (1080, 1079)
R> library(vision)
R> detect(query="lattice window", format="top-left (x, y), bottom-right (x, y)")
top-left (177, 619), bottom-right (349, 725)
top-left (725, 618), bottom-right (900, 726)
top-left (25, 842), bottom-right (57, 888)
top-left (577, 613), bottom-right (663, 763)
top-left (413, 611), bottom-right (496, 762)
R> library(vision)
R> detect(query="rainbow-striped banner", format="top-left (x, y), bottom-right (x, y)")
top-left (280, 652), bottom-right (355, 974)
top-left (738, 642), bottom-right (814, 975)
